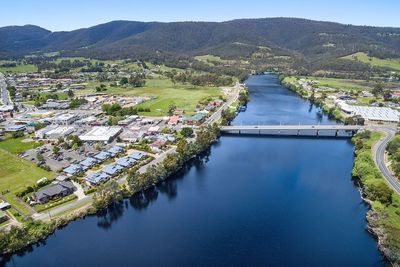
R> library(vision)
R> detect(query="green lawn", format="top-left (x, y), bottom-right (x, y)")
top-left (0, 138), bottom-right (43, 154)
top-left (38, 91), bottom-right (69, 100)
top-left (0, 63), bottom-right (38, 73)
top-left (342, 52), bottom-right (400, 71)
top-left (298, 76), bottom-right (376, 91)
top-left (0, 149), bottom-right (56, 215)
top-left (79, 78), bottom-right (221, 116)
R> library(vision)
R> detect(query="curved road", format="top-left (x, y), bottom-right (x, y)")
top-left (373, 128), bottom-right (400, 195)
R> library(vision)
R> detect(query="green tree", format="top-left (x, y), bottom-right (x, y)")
top-left (67, 90), bottom-right (74, 98)
top-left (52, 146), bottom-right (60, 154)
top-left (372, 83), bottom-right (384, 97)
top-left (120, 77), bottom-right (129, 85)
top-left (180, 127), bottom-right (193, 138)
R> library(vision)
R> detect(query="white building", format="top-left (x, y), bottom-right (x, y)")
top-left (36, 126), bottom-right (75, 139)
top-left (79, 126), bottom-right (122, 142)
top-left (52, 113), bottom-right (79, 125)
top-left (336, 100), bottom-right (400, 123)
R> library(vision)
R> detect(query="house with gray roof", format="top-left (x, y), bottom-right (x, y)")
top-left (116, 157), bottom-right (136, 168)
top-left (94, 151), bottom-right (112, 161)
top-left (85, 172), bottom-right (110, 185)
top-left (63, 164), bottom-right (83, 175)
top-left (128, 151), bottom-right (146, 160)
top-left (79, 157), bottom-right (98, 168)
top-left (103, 164), bottom-right (124, 176)
top-left (107, 146), bottom-right (125, 157)
top-left (34, 181), bottom-right (76, 204)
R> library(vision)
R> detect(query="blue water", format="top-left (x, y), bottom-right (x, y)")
top-left (2, 74), bottom-right (385, 267)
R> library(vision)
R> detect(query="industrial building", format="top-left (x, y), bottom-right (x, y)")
top-left (79, 126), bottom-right (122, 142)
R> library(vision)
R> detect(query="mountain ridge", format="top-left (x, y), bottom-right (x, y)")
top-left (1, 17), bottom-right (400, 61)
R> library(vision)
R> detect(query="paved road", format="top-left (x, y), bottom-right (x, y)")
top-left (373, 128), bottom-right (400, 195)
top-left (0, 72), bottom-right (12, 106)
top-left (32, 196), bottom-right (93, 221)
top-left (205, 81), bottom-right (242, 125)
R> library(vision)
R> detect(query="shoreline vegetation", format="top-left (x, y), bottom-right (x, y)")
top-left (352, 131), bottom-right (400, 265)
top-left (279, 75), bottom-right (345, 122)
top-left (1, 73), bottom-right (397, 265)
top-left (0, 81), bottom-right (250, 257)
top-left (279, 74), bottom-right (400, 264)
top-left (0, 124), bottom-right (221, 256)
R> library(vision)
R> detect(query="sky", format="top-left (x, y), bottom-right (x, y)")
top-left (1, 0), bottom-right (400, 31)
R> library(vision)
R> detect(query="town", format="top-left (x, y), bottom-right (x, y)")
top-left (0, 57), bottom-right (247, 229)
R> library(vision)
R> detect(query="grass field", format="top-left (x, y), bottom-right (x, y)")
top-left (0, 61), bottom-right (38, 73)
top-left (342, 52), bottom-right (400, 71)
top-left (79, 78), bottom-right (221, 116)
top-left (0, 138), bottom-right (43, 154)
top-left (0, 149), bottom-right (56, 215)
top-left (38, 91), bottom-right (69, 100)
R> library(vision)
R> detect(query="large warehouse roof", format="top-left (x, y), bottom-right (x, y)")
top-left (79, 126), bottom-right (122, 142)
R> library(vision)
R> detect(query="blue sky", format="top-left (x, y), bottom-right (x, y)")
top-left (1, 0), bottom-right (399, 31)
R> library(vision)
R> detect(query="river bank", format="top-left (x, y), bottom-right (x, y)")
top-left (279, 75), bottom-right (346, 122)
top-left (2, 74), bottom-right (386, 267)
top-left (352, 131), bottom-right (400, 266)
top-left (279, 74), bottom-right (400, 265)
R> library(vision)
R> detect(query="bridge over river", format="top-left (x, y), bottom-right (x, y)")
top-left (220, 124), bottom-right (364, 137)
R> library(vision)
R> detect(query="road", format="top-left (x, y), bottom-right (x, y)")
top-left (220, 124), bottom-right (363, 131)
top-left (0, 72), bottom-right (12, 106)
top-left (373, 128), bottom-right (400, 195)
top-left (205, 81), bottom-right (242, 125)
top-left (32, 196), bottom-right (93, 221)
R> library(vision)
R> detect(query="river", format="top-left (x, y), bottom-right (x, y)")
top-left (2, 74), bottom-right (385, 267)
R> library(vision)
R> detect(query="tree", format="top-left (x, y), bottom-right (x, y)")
top-left (372, 83), bottom-right (384, 97)
top-left (176, 138), bottom-right (191, 161)
top-left (120, 77), bottom-right (129, 85)
top-left (129, 74), bottom-right (146, 87)
top-left (67, 90), bottom-right (74, 98)
top-left (163, 153), bottom-right (180, 174)
top-left (168, 102), bottom-right (177, 116)
top-left (180, 127), bottom-right (193, 138)
top-left (36, 153), bottom-right (44, 162)
top-left (52, 146), bottom-right (60, 154)
top-left (56, 83), bottom-right (63, 89)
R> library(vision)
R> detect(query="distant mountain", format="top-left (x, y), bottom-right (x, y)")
top-left (1, 18), bottom-right (400, 61)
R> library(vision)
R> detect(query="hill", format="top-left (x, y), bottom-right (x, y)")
top-left (1, 18), bottom-right (400, 73)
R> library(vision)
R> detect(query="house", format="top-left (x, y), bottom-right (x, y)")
top-left (0, 201), bottom-right (11, 211)
top-left (85, 172), bottom-right (110, 185)
top-left (102, 164), bottom-right (124, 176)
top-left (182, 113), bottom-right (205, 125)
top-left (147, 126), bottom-right (160, 134)
top-left (107, 146), bottom-right (125, 157)
top-left (392, 92), bottom-right (400, 98)
top-left (116, 157), bottom-right (136, 168)
top-left (0, 210), bottom-right (8, 224)
top-left (94, 151), bottom-right (112, 161)
top-left (150, 139), bottom-right (167, 152)
top-left (34, 181), bottom-right (76, 204)
top-left (128, 151), bottom-right (146, 160)
top-left (168, 115), bottom-right (180, 125)
top-left (173, 108), bottom-right (185, 116)
top-left (5, 125), bottom-right (26, 132)
top-left (63, 164), bottom-right (83, 175)
top-left (209, 99), bottom-right (224, 107)
top-left (79, 157), bottom-right (98, 169)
